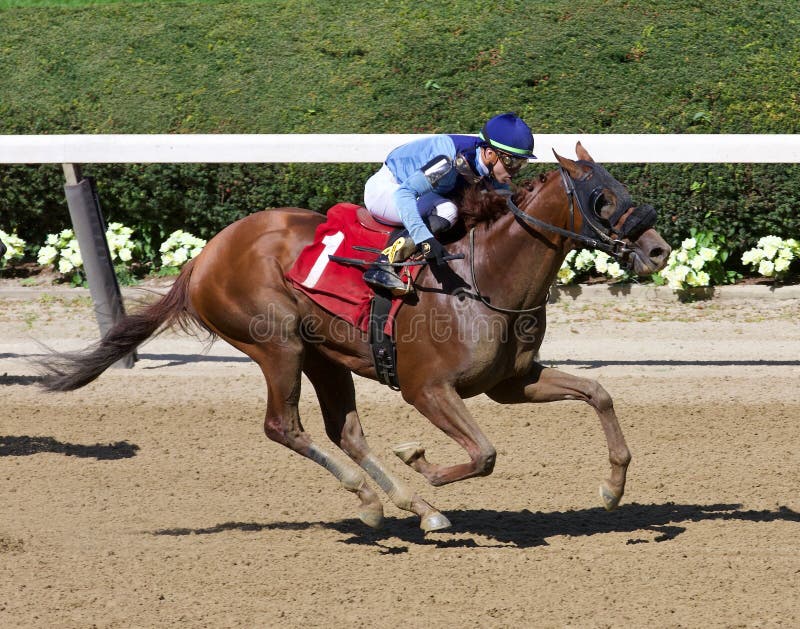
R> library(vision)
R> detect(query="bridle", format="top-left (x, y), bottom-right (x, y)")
top-left (505, 166), bottom-right (636, 264)
top-left (467, 164), bottom-right (657, 315)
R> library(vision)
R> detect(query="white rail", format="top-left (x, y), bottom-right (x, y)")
top-left (1, 133), bottom-right (799, 164)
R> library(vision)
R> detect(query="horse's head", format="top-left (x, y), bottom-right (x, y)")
top-left (552, 143), bottom-right (671, 275)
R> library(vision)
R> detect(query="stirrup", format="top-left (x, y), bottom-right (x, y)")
top-left (363, 265), bottom-right (414, 297)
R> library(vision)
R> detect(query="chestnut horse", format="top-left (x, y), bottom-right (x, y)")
top-left (39, 144), bottom-right (670, 532)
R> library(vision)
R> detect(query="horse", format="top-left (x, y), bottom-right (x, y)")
top-left (37, 143), bottom-right (670, 533)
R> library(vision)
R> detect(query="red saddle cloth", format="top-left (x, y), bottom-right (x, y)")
top-left (286, 203), bottom-right (420, 333)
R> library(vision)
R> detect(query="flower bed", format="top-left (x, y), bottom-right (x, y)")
top-left (2, 224), bottom-right (798, 293)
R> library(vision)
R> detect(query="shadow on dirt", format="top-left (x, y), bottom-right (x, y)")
top-left (548, 359), bottom-right (800, 369)
top-left (150, 502), bottom-right (799, 549)
top-left (0, 374), bottom-right (45, 386)
top-left (0, 435), bottom-right (139, 460)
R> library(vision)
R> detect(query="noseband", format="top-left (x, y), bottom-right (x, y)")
top-left (505, 166), bottom-right (656, 269)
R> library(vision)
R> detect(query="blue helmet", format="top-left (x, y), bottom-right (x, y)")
top-left (479, 112), bottom-right (536, 160)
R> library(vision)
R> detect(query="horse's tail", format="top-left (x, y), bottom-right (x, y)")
top-left (37, 259), bottom-right (203, 392)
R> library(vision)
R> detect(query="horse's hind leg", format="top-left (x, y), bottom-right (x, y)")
top-left (232, 334), bottom-right (387, 528)
top-left (303, 349), bottom-right (451, 532)
top-left (486, 363), bottom-right (631, 511)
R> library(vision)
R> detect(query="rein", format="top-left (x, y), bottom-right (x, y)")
top-left (465, 167), bottom-right (636, 315)
top-left (467, 227), bottom-right (549, 315)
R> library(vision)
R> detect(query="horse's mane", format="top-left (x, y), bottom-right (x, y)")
top-left (456, 172), bottom-right (550, 231)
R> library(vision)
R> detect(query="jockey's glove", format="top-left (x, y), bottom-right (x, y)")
top-left (419, 237), bottom-right (448, 266)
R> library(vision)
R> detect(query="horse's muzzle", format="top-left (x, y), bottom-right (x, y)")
top-left (629, 228), bottom-right (671, 275)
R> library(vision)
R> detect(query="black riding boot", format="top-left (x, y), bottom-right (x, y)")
top-left (426, 215), bottom-right (451, 238)
top-left (363, 215), bottom-right (452, 296)
top-left (363, 228), bottom-right (416, 296)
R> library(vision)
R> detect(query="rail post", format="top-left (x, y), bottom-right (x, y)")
top-left (62, 163), bottom-right (135, 368)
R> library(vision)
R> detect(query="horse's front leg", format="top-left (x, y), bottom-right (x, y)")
top-left (396, 383), bottom-right (498, 486)
top-left (486, 363), bottom-right (631, 511)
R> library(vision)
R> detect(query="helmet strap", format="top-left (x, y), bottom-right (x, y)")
top-left (478, 146), bottom-right (500, 180)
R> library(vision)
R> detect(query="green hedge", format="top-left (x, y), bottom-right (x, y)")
top-left (1, 0), bottom-right (799, 263)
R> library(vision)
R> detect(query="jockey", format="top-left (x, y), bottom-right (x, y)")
top-left (363, 112), bottom-right (536, 295)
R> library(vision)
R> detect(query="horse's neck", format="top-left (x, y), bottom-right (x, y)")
top-left (473, 174), bottom-right (571, 310)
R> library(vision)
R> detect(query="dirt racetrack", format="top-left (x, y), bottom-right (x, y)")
top-left (1, 283), bottom-right (798, 628)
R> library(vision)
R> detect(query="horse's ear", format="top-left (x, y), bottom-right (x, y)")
top-left (575, 142), bottom-right (594, 163)
top-left (553, 148), bottom-right (592, 179)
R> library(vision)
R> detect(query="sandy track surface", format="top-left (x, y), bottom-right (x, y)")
top-left (1, 286), bottom-right (798, 628)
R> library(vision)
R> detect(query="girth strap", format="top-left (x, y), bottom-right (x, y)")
top-left (368, 295), bottom-right (400, 390)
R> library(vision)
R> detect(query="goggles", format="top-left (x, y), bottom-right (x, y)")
top-left (496, 150), bottom-right (529, 174)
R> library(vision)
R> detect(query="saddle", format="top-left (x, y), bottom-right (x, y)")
top-left (356, 206), bottom-right (395, 234)
top-left (286, 203), bottom-right (421, 390)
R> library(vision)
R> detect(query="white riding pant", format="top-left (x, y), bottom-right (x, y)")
top-left (364, 164), bottom-right (458, 226)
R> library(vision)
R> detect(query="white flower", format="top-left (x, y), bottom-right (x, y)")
top-left (676, 249), bottom-right (689, 263)
top-left (682, 270), bottom-right (713, 288)
top-left (669, 264), bottom-right (691, 283)
top-left (741, 248), bottom-right (763, 266)
top-left (690, 255), bottom-right (706, 271)
top-left (119, 248), bottom-right (132, 262)
top-left (605, 261), bottom-right (625, 279)
top-left (67, 250), bottom-right (83, 268)
top-left (743, 236), bottom-right (800, 277)
top-left (37, 245), bottom-right (59, 265)
top-left (159, 230), bottom-right (206, 268)
top-left (594, 251), bottom-right (610, 274)
top-left (46, 233), bottom-right (59, 246)
top-left (574, 249), bottom-right (595, 271)
top-left (698, 247), bottom-right (717, 262)
top-left (557, 265), bottom-right (575, 285)
top-left (774, 257), bottom-right (791, 273)
top-left (762, 243), bottom-right (780, 260)
top-left (58, 258), bottom-right (74, 274)
top-left (681, 237), bottom-right (696, 250)
top-left (169, 248), bottom-right (188, 266)
top-left (0, 230), bottom-right (26, 261)
top-left (665, 274), bottom-right (684, 290)
top-left (758, 259), bottom-right (775, 277)
top-left (757, 235), bottom-right (783, 248)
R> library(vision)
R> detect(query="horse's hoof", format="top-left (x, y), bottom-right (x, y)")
top-left (359, 507), bottom-right (385, 529)
top-left (599, 482), bottom-right (622, 511)
top-left (393, 441), bottom-right (425, 465)
top-left (420, 511), bottom-right (451, 533)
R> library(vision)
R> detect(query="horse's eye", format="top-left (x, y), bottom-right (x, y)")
top-left (592, 193), bottom-right (608, 217)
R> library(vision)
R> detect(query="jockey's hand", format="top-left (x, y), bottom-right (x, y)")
top-left (419, 237), bottom-right (448, 266)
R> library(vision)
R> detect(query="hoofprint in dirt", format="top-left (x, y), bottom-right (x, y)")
top-left (1, 286), bottom-right (798, 628)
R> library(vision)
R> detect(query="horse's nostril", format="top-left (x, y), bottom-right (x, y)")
top-left (649, 247), bottom-right (666, 260)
